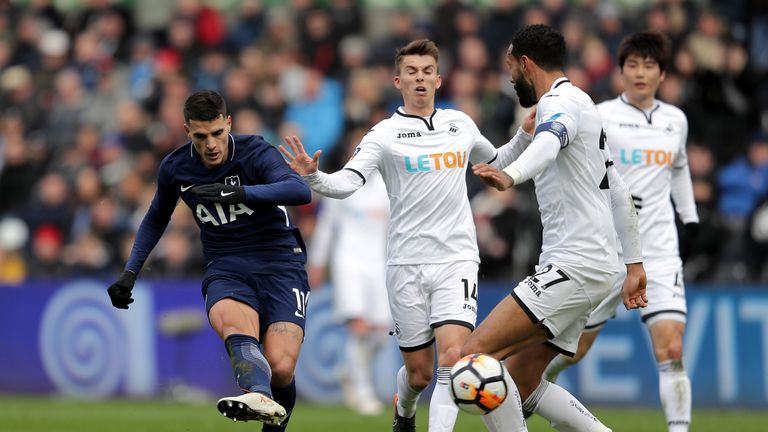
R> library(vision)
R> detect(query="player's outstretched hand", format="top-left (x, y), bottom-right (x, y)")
top-left (107, 270), bottom-right (137, 309)
top-left (190, 183), bottom-right (245, 204)
top-left (472, 163), bottom-right (514, 191)
top-left (279, 136), bottom-right (321, 176)
top-left (622, 262), bottom-right (648, 310)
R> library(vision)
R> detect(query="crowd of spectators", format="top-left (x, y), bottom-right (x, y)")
top-left (0, 0), bottom-right (766, 285)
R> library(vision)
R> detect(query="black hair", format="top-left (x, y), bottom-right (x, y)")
top-left (617, 31), bottom-right (672, 72)
top-left (508, 24), bottom-right (566, 71)
top-left (183, 90), bottom-right (227, 123)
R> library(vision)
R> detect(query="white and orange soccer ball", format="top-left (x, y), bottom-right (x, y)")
top-left (449, 353), bottom-right (508, 415)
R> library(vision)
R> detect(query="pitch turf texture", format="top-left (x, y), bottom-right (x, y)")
top-left (1, 396), bottom-right (765, 432)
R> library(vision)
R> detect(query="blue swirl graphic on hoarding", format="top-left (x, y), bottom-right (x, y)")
top-left (38, 281), bottom-right (156, 397)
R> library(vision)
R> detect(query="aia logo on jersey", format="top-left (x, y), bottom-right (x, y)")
top-left (224, 175), bottom-right (241, 186)
top-left (448, 122), bottom-right (461, 136)
top-left (396, 131), bottom-right (422, 139)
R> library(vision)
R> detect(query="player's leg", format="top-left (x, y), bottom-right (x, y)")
top-left (473, 263), bottom-right (615, 432)
top-left (258, 259), bottom-right (312, 432)
top-left (207, 298), bottom-right (287, 424)
top-left (507, 345), bottom-right (611, 432)
top-left (333, 267), bottom-right (384, 414)
top-left (649, 318), bottom-right (689, 432)
top-left (461, 293), bottom-right (547, 432)
top-left (396, 344), bottom-right (435, 431)
top-left (387, 264), bottom-right (434, 432)
top-left (430, 324), bottom-right (472, 432)
top-left (643, 262), bottom-right (690, 432)
top-left (543, 268), bottom-right (623, 383)
top-left (543, 329), bottom-right (600, 382)
top-left (425, 261), bottom-right (479, 432)
top-left (261, 321), bottom-right (304, 432)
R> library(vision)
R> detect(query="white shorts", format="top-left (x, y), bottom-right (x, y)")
top-left (512, 262), bottom-right (615, 356)
top-left (331, 260), bottom-right (391, 326)
top-left (386, 261), bottom-right (479, 351)
top-left (586, 258), bottom-right (687, 330)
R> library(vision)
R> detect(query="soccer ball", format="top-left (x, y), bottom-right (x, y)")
top-left (449, 353), bottom-right (508, 415)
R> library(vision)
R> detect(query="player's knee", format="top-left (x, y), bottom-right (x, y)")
top-left (438, 345), bottom-right (464, 367)
top-left (664, 342), bottom-right (684, 361)
top-left (269, 357), bottom-right (297, 387)
top-left (407, 368), bottom-right (433, 391)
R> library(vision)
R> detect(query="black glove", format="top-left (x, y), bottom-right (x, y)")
top-left (190, 184), bottom-right (246, 204)
top-left (107, 270), bottom-right (137, 309)
top-left (679, 222), bottom-right (699, 264)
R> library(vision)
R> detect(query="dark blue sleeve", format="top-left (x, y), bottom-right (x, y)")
top-left (243, 145), bottom-right (311, 205)
top-left (125, 165), bottom-right (178, 274)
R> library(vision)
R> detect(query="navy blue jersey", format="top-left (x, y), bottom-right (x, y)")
top-left (126, 135), bottom-right (311, 273)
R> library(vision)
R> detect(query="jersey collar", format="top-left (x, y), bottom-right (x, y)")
top-left (395, 108), bottom-right (437, 131)
top-left (551, 77), bottom-right (570, 91)
top-left (619, 93), bottom-right (660, 125)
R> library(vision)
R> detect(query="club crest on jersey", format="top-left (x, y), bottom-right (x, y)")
top-left (448, 122), bottom-right (461, 136)
top-left (664, 123), bottom-right (676, 135)
top-left (224, 175), bottom-right (241, 186)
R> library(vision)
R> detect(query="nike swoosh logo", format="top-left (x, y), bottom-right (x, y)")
top-left (221, 191), bottom-right (235, 197)
top-left (180, 184), bottom-right (193, 192)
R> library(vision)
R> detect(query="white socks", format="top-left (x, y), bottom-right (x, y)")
top-left (346, 334), bottom-right (376, 401)
top-left (428, 367), bottom-right (459, 432)
top-left (658, 360), bottom-right (691, 432)
top-left (395, 365), bottom-right (421, 418)
top-left (482, 365), bottom-right (528, 432)
top-left (542, 354), bottom-right (570, 383)
top-left (527, 380), bottom-right (611, 432)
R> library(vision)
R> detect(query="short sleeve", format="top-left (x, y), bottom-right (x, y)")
top-left (343, 129), bottom-right (385, 181)
top-left (534, 95), bottom-right (579, 149)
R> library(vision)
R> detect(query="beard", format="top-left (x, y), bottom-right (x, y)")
top-left (514, 75), bottom-right (538, 108)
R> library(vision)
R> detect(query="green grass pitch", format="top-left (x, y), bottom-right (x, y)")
top-left (1, 395), bottom-right (766, 431)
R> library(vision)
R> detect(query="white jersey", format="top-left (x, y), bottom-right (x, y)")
top-left (343, 108), bottom-right (497, 265)
top-left (598, 95), bottom-right (698, 259)
top-left (309, 171), bottom-right (389, 270)
top-left (507, 78), bottom-right (620, 275)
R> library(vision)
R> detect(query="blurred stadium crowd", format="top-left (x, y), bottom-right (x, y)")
top-left (0, 0), bottom-right (766, 285)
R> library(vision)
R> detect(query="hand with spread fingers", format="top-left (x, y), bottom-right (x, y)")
top-left (279, 135), bottom-right (321, 176)
top-left (107, 270), bottom-right (137, 309)
top-left (622, 262), bottom-right (648, 310)
top-left (190, 184), bottom-right (246, 204)
top-left (472, 163), bottom-right (515, 191)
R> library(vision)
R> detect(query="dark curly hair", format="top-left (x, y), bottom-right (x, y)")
top-left (508, 24), bottom-right (566, 72)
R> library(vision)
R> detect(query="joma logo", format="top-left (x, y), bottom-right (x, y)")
top-left (397, 131), bottom-right (422, 139)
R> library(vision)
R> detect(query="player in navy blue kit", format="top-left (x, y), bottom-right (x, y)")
top-left (106, 90), bottom-right (311, 430)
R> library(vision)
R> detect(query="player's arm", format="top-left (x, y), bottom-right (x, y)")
top-left (280, 135), bottom-right (380, 199)
top-left (108, 165), bottom-right (178, 309)
top-left (606, 156), bottom-right (648, 309)
top-left (669, 119), bottom-right (699, 262)
top-left (190, 145), bottom-right (311, 206)
top-left (485, 108), bottom-right (537, 169)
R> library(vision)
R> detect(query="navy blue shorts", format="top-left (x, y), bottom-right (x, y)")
top-left (202, 256), bottom-right (310, 335)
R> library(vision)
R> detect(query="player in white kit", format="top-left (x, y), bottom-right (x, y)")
top-left (463, 24), bottom-right (648, 432)
top-left (543, 31), bottom-right (698, 432)
top-left (308, 143), bottom-right (391, 415)
top-left (280, 39), bottom-right (536, 432)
